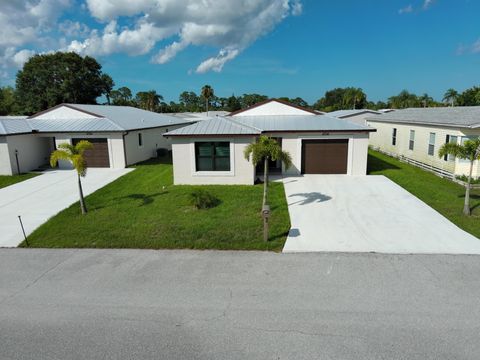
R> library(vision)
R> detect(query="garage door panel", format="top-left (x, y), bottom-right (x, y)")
top-left (302, 139), bottom-right (348, 174)
top-left (72, 138), bottom-right (110, 168)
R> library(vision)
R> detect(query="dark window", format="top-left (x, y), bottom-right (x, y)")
top-left (195, 142), bottom-right (230, 171)
top-left (409, 130), bottom-right (415, 150)
top-left (428, 132), bottom-right (435, 156)
top-left (138, 133), bottom-right (143, 147)
top-left (392, 128), bottom-right (397, 146)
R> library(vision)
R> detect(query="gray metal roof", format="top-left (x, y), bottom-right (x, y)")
top-left (328, 109), bottom-right (380, 118)
top-left (366, 107), bottom-right (480, 128)
top-left (165, 114), bottom-right (371, 136)
top-left (0, 117), bottom-right (30, 135)
top-left (29, 118), bottom-right (124, 132)
top-left (165, 116), bottom-right (261, 136)
top-left (63, 104), bottom-right (189, 130)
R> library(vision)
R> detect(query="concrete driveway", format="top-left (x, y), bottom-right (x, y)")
top-left (282, 175), bottom-right (480, 254)
top-left (0, 168), bottom-right (133, 247)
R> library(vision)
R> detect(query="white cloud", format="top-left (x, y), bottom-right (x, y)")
top-left (0, 0), bottom-right (70, 77)
top-left (398, 5), bottom-right (413, 14)
top-left (457, 39), bottom-right (480, 55)
top-left (1, 0), bottom-right (302, 75)
top-left (78, 0), bottom-right (302, 72)
top-left (423, 0), bottom-right (435, 10)
top-left (472, 39), bottom-right (480, 54)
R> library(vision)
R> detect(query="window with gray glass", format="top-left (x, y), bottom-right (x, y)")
top-left (138, 133), bottom-right (143, 147)
top-left (409, 130), bottom-right (415, 150)
top-left (428, 132), bottom-right (435, 156)
top-left (444, 135), bottom-right (457, 161)
top-left (195, 142), bottom-right (231, 171)
top-left (392, 128), bottom-right (397, 146)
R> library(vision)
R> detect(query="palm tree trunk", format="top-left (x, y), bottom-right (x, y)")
top-left (263, 156), bottom-right (269, 207)
top-left (464, 161), bottom-right (473, 216)
top-left (206, 98), bottom-right (209, 116)
top-left (78, 174), bottom-right (87, 215)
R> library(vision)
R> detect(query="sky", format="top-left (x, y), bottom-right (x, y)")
top-left (0, 0), bottom-right (479, 104)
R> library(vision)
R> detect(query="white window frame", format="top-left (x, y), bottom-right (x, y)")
top-left (409, 130), bottom-right (415, 151)
top-left (190, 140), bottom-right (235, 177)
top-left (428, 132), bottom-right (436, 156)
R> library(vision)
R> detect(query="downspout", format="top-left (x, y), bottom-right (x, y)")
top-left (122, 131), bottom-right (129, 167)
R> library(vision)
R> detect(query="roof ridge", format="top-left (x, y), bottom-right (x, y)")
top-left (222, 116), bottom-right (263, 132)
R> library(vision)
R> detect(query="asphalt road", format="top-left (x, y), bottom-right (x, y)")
top-left (1, 249), bottom-right (479, 360)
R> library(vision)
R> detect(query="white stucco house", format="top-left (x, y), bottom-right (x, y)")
top-left (165, 100), bottom-right (375, 185)
top-left (0, 104), bottom-right (189, 175)
top-left (328, 109), bottom-right (381, 126)
top-left (366, 107), bottom-right (480, 178)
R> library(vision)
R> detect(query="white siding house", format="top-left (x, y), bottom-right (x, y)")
top-left (0, 104), bottom-right (189, 175)
top-left (165, 100), bottom-right (374, 185)
top-left (367, 107), bottom-right (480, 178)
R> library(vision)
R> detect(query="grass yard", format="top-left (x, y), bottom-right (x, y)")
top-left (0, 173), bottom-right (40, 189)
top-left (368, 149), bottom-right (480, 239)
top-left (23, 158), bottom-right (290, 251)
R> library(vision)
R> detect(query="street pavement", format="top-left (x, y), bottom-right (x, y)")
top-left (1, 249), bottom-right (479, 359)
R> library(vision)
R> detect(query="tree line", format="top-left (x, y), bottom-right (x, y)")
top-left (1, 52), bottom-right (479, 116)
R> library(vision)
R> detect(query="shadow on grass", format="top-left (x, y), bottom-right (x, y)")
top-left (134, 156), bottom-right (173, 166)
top-left (116, 192), bottom-right (169, 206)
top-left (367, 154), bottom-right (401, 174)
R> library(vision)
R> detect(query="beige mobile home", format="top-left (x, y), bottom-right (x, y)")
top-left (366, 107), bottom-right (480, 178)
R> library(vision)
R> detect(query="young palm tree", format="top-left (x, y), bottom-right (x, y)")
top-left (244, 136), bottom-right (292, 207)
top-left (443, 88), bottom-right (459, 107)
top-left (201, 85), bottom-right (214, 115)
top-left (50, 141), bottom-right (93, 215)
top-left (438, 137), bottom-right (480, 216)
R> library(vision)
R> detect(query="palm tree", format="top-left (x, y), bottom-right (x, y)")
top-left (244, 136), bottom-right (292, 208)
top-left (50, 141), bottom-right (93, 215)
top-left (438, 137), bottom-right (480, 215)
top-left (419, 93), bottom-right (433, 108)
top-left (443, 88), bottom-right (459, 107)
top-left (136, 90), bottom-right (163, 112)
top-left (201, 85), bottom-right (214, 115)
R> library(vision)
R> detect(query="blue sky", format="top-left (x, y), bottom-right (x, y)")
top-left (1, 0), bottom-right (479, 104)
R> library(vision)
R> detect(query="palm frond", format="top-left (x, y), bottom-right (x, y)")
top-left (57, 142), bottom-right (76, 154)
top-left (74, 140), bottom-right (93, 154)
top-left (438, 143), bottom-right (464, 159)
top-left (50, 149), bottom-right (72, 168)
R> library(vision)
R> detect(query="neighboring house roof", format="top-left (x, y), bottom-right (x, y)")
top-left (5, 104), bottom-right (191, 134)
top-left (165, 115), bottom-right (373, 136)
top-left (365, 107), bottom-right (480, 129)
top-left (328, 109), bottom-right (380, 118)
top-left (229, 99), bottom-right (319, 116)
top-left (169, 111), bottom-right (230, 121)
top-left (0, 117), bottom-right (30, 135)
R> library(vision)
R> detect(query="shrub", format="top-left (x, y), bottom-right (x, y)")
top-left (455, 175), bottom-right (480, 184)
top-left (189, 189), bottom-right (220, 209)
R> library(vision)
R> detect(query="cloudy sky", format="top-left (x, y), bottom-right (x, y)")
top-left (0, 0), bottom-right (478, 103)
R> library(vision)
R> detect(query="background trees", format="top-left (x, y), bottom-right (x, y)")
top-left (1, 51), bottom-right (480, 116)
top-left (15, 52), bottom-right (113, 114)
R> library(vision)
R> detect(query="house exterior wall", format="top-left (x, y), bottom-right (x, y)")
top-left (0, 136), bottom-right (13, 175)
top-left (278, 132), bottom-right (370, 176)
top-left (47, 133), bottom-right (126, 169)
top-left (367, 120), bottom-right (480, 177)
top-left (3, 134), bottom-right (51, 175)
top-left (340, 113), bottom-right (377, 126)
top-left (171, 137), bottom-right (256, 185)
top-left (33, 106), bottom-right (95, 119)
top-left (233, 102), bottom-right (315, 116)
top-left (124, 125), bottom-right (182, 166)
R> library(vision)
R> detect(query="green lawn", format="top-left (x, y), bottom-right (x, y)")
top-left (0, 173), bottom-right (40, 189)
top-left (23, 158), bottom-right (290, 251)
top-left (368, 149), bottom-right (480, 239)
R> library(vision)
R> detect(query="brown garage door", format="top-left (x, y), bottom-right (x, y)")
top-left (302, 139), bottom-right (348, 174)
top-left (72, 138), bottom-right (110, 168)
